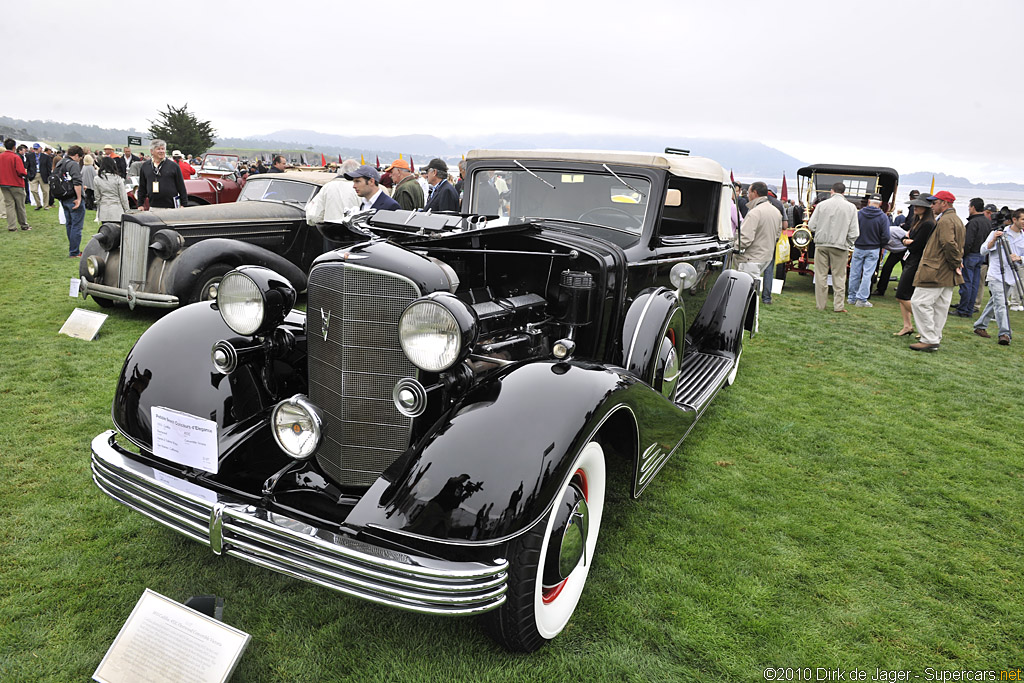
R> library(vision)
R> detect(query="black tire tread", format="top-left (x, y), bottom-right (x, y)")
top-left (481, 520), bottom-right (547, 652)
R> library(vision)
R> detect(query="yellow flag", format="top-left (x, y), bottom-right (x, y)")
top-left (930, 175), bottom-right (935, 194)
top-left (399, 153), bottom-right (403, 159)
top-left (361, 154), bottom-right (366, 165)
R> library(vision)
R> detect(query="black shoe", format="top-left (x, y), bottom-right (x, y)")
top-left (954, 311), bottom-right (972, 317)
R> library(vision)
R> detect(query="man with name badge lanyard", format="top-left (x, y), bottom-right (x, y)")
top-left (137, 139), bottom-right (187, 210)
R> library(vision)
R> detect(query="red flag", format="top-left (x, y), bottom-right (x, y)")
top-left (409, 156), bottom-right (415, 173)
top-left (376, 156), bottom-right (381, 171)
top-left (780, 172), bottom-right (788, 202)
top-left (321, 153), bottom-right (326, 167)
top-left (338, 154), bottom-right (342, 164)
top-left (730, 169), bottom-right (735, 185)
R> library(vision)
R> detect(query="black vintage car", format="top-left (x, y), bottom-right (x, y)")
top-left (90, 149), bottom-right (759, 651)
top-left (79, 171), bottom-right (334, 309)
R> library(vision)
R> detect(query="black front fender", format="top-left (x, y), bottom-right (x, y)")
top-left (345, 359), bottom-right (689, 546)
top-left (168, 239), bottom-right (309, 300)
top-left (685, 269), bottom-right (757, 359)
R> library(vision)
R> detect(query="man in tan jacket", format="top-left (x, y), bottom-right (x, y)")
top-left (735, 182), bottom-right (782, 296)
top-left (909, 190), bottom-right (965, 351)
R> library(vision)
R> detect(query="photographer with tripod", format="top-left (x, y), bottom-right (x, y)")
top-left (973, 208), bottom-right (1024, 346)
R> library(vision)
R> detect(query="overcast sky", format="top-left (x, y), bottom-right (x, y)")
top-left (8, 0), bottom-right (1022, 183)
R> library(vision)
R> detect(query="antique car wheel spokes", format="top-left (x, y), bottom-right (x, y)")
top-left (533, 441), bottom-right (605, 639)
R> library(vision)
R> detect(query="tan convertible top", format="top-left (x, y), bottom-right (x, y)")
top-left (255, 170), bottom-right (336, 186)
top-left (466, 149), bottom-right (731, 184)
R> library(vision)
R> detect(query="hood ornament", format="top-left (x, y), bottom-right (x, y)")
top-left (321, 308), bottom-right (331, 341)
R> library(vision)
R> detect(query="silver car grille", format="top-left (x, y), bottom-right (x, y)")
top-left (307, 263), bottom-right (420, 487)
top-left (119, 221), bottom-right (150, 290)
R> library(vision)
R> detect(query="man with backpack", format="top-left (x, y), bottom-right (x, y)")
top-left (1, 138), bottom-right (31, 231)
top-left (52, 145), bottom-right (85, 257)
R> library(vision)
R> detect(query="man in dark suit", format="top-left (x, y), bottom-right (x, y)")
top-left (346, 164), bottom-right (400, 211)
top-left (116, 146), bottom-right (138, 178)
top-left (422, 158), bottom-right (460, 213)
top-left (26, 143), bottom-right (52, 210)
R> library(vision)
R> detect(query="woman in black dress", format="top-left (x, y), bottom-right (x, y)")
top-left (893, 198), bottom-right (936, 335)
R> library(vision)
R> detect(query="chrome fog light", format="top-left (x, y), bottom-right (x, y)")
top-left (392, 377), bottom-right (428, 417)
top-left (669, 262), bottom-right (698, 291)
top-left (86, 255), bottom-right (104, 278)
top-left (552, 339), bottom-right (576, 360)
top-left (271, 395), bottom-right (324, 460)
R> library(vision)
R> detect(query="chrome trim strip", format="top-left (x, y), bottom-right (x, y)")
top-left (626, 247), bottom-right (733, 267)
top-left (91, 431), bottom-right (507, 616)
top-left (624, 287), bottom-right (669, 371)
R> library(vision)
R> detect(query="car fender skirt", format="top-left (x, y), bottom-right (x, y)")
top-left (345, 361), bottom-right (686, 546)
top-left (684, 268), bottom-right (756, 359)
top-left (111, 302), bottom-right (302, 456)
top-left (169, 238), bottom-right (308, 299)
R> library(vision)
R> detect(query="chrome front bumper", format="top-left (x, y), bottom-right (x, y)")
top-left (80, 278), bottom-right (179, 309)
top-left (90, 431), bottom-right (508, 615)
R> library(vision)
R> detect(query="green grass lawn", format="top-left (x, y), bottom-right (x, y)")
top-left (0, 212), bottom-right (1021, 681)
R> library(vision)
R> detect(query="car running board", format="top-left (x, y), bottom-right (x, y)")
top-left (673, 352), bottom-right (735, 415)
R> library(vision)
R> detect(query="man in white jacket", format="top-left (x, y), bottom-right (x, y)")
top-left (735, 182), bottom-right (782, 291)
top-left (808, 183), bottom-right (859, 312)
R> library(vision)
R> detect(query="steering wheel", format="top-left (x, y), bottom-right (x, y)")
top-left (577, 206), bottom-right (642, 228)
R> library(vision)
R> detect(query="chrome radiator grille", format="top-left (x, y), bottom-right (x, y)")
top-left (118, 221), bottom-right (150, 289)
top-left (307, 263), bottom-right (420, 487)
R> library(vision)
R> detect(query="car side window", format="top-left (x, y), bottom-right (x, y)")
top-left (658, 177), bottom-right (718, 239)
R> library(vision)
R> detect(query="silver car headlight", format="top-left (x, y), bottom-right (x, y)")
top-left (271, 395), bottom-right (324, 460)
top-left (217, 266), bottom-right (295, 337)
top-left (398, 293), bottom-right (478, 373)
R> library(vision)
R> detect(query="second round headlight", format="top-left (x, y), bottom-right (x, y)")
top-left (398, 294), bottom-right (478, 373)
top-left (218, 271), bottom-right (264, 336)
top-left (271, 395), bottom-right (324, 460)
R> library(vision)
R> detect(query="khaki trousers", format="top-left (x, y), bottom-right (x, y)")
top-left (29, 174), bottom-right (49, 206)
top-left (910, 286), bottom-right (954, 345)
top-left (2, 186), bottom-right (29, 229)
top-left (814, 246), bottom-right (849, 311)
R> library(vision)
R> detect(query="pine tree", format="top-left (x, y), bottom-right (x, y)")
top-left (147, 104), bottom-right (216, 157)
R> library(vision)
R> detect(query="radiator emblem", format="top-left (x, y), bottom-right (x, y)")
top-left (321, 308), bottom-right (331, 341)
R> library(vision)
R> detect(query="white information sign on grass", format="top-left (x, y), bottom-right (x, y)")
top-left (93, 589), bottom-right (250, 683)
top-left (69, 277), bottom-right (81, 297)
top-left (151, 406), bottom-right (219, 474)
top-left (59, 308), bottom-right (108, 341)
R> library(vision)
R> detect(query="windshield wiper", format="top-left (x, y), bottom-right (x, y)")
top-left (514, 160), bottom-right (555, 190)
top-left (602, 163), bottom-right (646, 198)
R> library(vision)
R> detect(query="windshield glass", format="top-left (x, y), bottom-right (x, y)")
top-left (813, 173), bottom-right (878, 199)
top-left (239, 178), bottom-right (317, 205)
top-left (470, 168), bottom-right (651, 233)
top-left (201, 154), bottom-right (238, 172)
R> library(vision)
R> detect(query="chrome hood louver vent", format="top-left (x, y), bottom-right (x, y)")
top-left (306, 263), bottom-right (420, 487)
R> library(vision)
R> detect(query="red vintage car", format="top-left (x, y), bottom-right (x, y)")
top-left (128, 153), bottom-right (247, 208)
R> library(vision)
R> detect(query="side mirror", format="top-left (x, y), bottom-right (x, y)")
top-left (664, 189), bottom-right (682, 207)
top-left (669, 262), bottom-right (698, 293)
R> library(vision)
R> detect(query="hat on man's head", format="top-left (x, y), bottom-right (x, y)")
top-left (172, 150), bottom-right (183, 158)
top-left (32, 143), bottom-right (41, 149)
top-left (909, 189), bottom-right (920, 197)
top-left (984, 203), bottom-right (998, 212)
top-left (766, 184), bottom-right (778, 196)
top-left (103, 144), bottom-right (114, 151)
top-left (425, 158), bottom-right (448, 175)
top-left (344, 164), bottom-right (381, 182)
top-left (386, 159), bottom-right (411, 172)
top-left (932, 190), bottom-right (956, 202)
top-left (908, 197), bottom-right (934, 208)
top-left (866, 193), bottom-right (883, 202)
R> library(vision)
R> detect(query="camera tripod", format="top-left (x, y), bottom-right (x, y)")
top-left (993, 232), bottom-right (1024, 313)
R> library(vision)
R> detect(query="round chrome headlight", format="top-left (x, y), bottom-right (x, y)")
top-left (271, 394), bottom-right (324, 460)
top-left (398, 293), bottom-right (478, 373)
top-left (86, 255), bottom-right (104, 278)
top-left (792, 227), bottom-right (812, 248)
top-left (217, 266), bottom-right (296, 337)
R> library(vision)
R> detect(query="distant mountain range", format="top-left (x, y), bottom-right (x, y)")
top-left (4, 115), bottom-right (1021, 190)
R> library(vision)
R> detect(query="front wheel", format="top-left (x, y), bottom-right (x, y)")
top-left (189, 263), bottom-right (233, 304)
top-left (484, 441), bottom-right (605, 651)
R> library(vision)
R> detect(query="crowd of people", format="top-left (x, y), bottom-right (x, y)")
top-left (734, 181), bottom-right (1024, 349)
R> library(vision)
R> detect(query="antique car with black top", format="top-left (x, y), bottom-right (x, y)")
top-left (79, 170), bottom-right (333, 309)
top-left (90, 149), bottom-right (758, 651)
top-left (777, 163), bottom-right (899, 279)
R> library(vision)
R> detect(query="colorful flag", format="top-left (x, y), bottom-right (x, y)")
top-left (929, 175), bottom-right (935, 194)
top-left (321, 153), bottom-right (326, 167)
top-left (730, 169), bottom-right (735, 185)
top-left (361, 154), bottom-right (366, 165)
top-left (781, 173), bottom-right (788, 202)
top-left (338, 154), bottom-right (342, 164)
top-left (375, 156), bottom-right (381, 170)
top-left (409, 157), bottom-right (415, 173)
